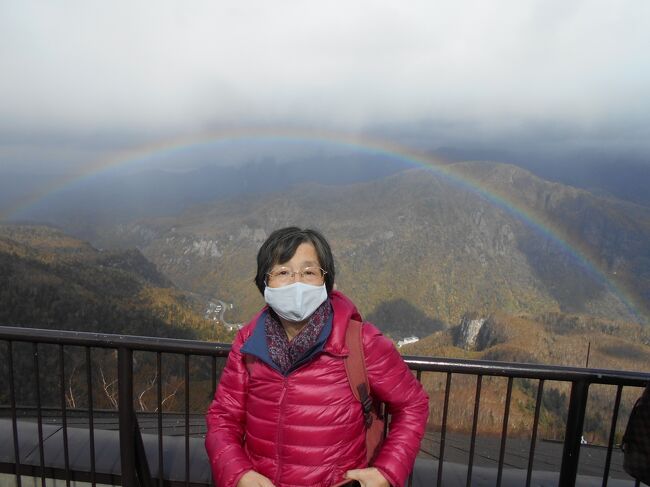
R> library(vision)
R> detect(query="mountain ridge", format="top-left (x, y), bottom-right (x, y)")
top-left (89, 161), bottom-right (650, 328)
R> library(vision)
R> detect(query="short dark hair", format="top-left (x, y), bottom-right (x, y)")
top-left (255, 227), bottom-right (335, 294)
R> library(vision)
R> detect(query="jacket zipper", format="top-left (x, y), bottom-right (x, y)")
top-left (274, 376), bottom-right (289, 486)
top-left (271, 354), bottom-right (338, 485)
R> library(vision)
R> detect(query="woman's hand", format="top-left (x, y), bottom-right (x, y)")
top-left (344, 467), bottom-right (390, 487)
top-left (236, 470), bottom-right (276, 487)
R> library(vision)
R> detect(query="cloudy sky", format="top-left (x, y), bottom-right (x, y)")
top-left (1, 0), bottom-right (649, 174)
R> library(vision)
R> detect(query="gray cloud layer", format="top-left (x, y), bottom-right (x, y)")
top-left (1, 0), bottom-right (649, 173)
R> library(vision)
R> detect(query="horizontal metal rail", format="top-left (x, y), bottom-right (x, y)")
top-left (1, 325), bottom-right (649, 487)
top-left (0, 325), bottom-right (231, 355)
top-left (1, 326), bottom-right (646, 385)
top-left (402, 354), bottom-right (650, 386)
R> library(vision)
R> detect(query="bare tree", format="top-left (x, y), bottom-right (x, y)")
top-left (65, 363), bottom-right (79, 409)
top-left (99, 367), bottom-right (118, 409)
top-left (154, 379), bottom-right (183, 413)
top-left (137, 371), bottom-right (158, 411)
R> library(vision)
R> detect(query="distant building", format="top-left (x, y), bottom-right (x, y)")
top-left (397, 336), bottom-right (419, 348)
top-left (224, 322), bottom-right (244, 332)
top-left (204, 301), bottom-right (223, 321)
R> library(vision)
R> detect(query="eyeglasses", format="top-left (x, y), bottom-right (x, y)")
top-left (266, 266), bottom-right (327, 286)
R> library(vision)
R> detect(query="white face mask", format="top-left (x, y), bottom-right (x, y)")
top-left (264, 282), bottom-right (328, 322)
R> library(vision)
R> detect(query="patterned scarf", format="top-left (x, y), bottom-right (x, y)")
top-left (265, 299), bottom-right (331, 374)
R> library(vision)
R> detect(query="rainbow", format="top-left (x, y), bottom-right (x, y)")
top-left (3, 126), bottom-right (646, 323)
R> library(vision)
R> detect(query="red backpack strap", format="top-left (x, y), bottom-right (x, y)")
top-left (344, 319), bottom-right (373, 428)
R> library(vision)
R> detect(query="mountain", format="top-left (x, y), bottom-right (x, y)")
top-left (0, 224), bottom-right (232, 341)
top-left (10, 152), bottom-right (412, 240)
top-left (89, 161), bottom-right (650, 329)
top-left (523, 158), bottom-right (650, 208)
top-left (451, 162), bottom-right (650, 319)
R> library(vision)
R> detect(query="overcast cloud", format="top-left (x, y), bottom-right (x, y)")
top-left (1, 0), bottom-right (649, 172)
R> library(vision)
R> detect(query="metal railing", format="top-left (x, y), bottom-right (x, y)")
top-left (0, 325), bottom-right (648, 487)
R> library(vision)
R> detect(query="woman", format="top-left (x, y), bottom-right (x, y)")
top-left (205, 227), bottom-right (429, 487)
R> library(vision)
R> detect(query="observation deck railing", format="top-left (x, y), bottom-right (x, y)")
top-left (0, 325), bottom-right (648, 487)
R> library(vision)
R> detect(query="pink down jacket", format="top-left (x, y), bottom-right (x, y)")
top-left (205, 290), bottom-right (429, 487)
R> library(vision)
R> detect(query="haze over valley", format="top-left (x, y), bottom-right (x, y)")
top-left (3, 154), bottom-right (650, 339)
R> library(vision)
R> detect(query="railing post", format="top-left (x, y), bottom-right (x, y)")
top-left (559, 380), bottom-right (590, 486)
top-left (8, 341), bottom-right (22, 487)
top-left (134, 416), bottom-right (154, 487)
top-left (119, 346), bottom-right (154, 487)
top-left (118, 346), bottom-right (137, 487)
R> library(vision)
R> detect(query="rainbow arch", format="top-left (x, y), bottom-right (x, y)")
top-left (3, 126), bottom-right (646, 323)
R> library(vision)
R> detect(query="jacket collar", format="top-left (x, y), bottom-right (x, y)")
top-left (240, 290), bottom-right (363, 360)
top-left (241, 303), bottom-right (333, 374)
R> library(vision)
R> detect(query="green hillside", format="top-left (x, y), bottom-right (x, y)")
top-left (0, 224), bottom-right (233, 342)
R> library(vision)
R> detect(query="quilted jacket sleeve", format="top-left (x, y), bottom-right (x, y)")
top-left (205, 330), bottom-right (253, 487)
top-left (363, 323), bottom-right (429, 487)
